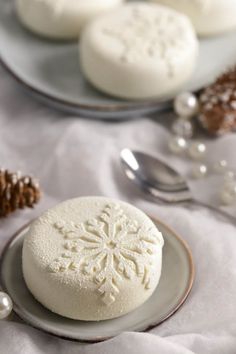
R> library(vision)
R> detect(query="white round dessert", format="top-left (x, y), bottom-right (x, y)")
top-left (80, 2), bottom-right (198, 100)
top-left (150, 0), bottom-right (236, 36)
top-left (22, 197), bottom-right (164, 321)
top-left (15, 0), bottom-right (124, 40)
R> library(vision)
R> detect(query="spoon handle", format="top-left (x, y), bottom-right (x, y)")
top-left (191, 199), bottom-right (236, 226)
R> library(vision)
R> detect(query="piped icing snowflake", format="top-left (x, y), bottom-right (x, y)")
top-left (49, 204), bottom-right (163, 306)
top-left (100, 5), bottom-right (196, 77)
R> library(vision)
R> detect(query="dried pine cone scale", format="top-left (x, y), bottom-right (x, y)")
top-left (0, 169), bottom-right (41, 217)
top-left (199, 67), bottom-right (236, 135)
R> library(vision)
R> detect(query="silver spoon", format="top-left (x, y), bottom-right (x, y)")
top-left (120, 148), bottom-right (236, 225)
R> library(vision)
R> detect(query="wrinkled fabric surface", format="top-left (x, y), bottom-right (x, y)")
top-left (0, 65), bottom-right (236, 354)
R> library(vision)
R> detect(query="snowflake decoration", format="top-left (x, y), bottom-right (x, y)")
top-left (101, 5), bottom-right (194, 77)
top-left (49, 204), bottom-right (162, 306)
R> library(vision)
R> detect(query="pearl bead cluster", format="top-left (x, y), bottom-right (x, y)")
top-left (169, 92), bottom-right (236, 205)
top-left (0, 291), bottom-right (13, 320)
top-left (219, 168), bottom-right (236, 205)
top-left (172, 92), bottom-right (198, 139)
top-left (169, 92), bottom-right (207, 179)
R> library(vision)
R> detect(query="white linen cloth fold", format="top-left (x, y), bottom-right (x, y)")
top-left (0, 65), bottom-right (236, 354)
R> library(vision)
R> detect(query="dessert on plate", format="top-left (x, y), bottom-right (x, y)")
top-left (15, 0), bottom-right (124, 39)
top-left (150, 0), bottom-right (236, 36)
top-left (22, 197), bottom-right (164, 321)
top-left (80, 2), bottom-right (198, 99)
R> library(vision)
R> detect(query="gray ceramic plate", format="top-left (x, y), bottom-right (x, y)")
top-left (0, 218), bottom-right (194, 342)
top-left (1, 1), bottom-right (236, 119)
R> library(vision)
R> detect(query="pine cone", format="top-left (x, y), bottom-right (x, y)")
top-left (198, 67), bottom-right (236, 135)
top-left (0, 169), bottom-right (41, 217)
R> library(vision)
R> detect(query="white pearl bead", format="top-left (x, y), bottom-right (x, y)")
top-left (214, 160), bottom-right (228, 173)
top-left (188, 142), bottom-right (206, 160)
top-left (174, 92), bottom-right (199, 119)
top-left (192, 164), bottom-right (208, 179)
top-left (220, 187), bottom-right (236, 205)
top-left (168, 136), bottom-right (187, 154)
top-left (172, 118), bottom-right (194, 139)
top-left (0, 292), bottom-right (13, 320)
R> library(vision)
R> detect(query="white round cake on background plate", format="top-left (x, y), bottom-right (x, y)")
top-left (80, 2), bottom-right (199, 100)
top-left (150, 0), bottom-right (236, 36)
top-left (15, 0), bottom-right (124, 40)
top-left (22, 197), bottom-right (164, 321)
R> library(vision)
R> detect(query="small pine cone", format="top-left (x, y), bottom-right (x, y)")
top-left (0, 169), bottom-right (41, 217)
top-left (198, 67), bottom-right (236, 135)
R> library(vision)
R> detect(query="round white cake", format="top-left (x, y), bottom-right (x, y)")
top-left (15, 0), bottom-right (124, 40)
top-left (80, 2), bottom-right (198, 100)
top-left (22, 197), bottom-right (164, 321)
top-left (150, 0), bottom-right (236, 36)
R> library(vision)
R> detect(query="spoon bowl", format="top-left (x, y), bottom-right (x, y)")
top-left (120, 148), bottom-right (236, 224)
top-left (120, 149), bottom-right (192, 203)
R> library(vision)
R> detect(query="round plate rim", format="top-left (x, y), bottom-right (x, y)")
top-left (0, 217), bottom-right (195, 343)
top-left (0, 56), bottom-right (170, 115)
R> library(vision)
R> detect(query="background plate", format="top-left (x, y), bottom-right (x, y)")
top-left (0, 218), bottom-right (194, 342)
top-left (1, 1), bottom-right (236, 118)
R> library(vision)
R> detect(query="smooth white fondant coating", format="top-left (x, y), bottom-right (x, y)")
top-left (22, 197), bottom-right (164, 321)
top-left (80, 2), bottom-right (198, 100)
top-left (150, 0), bottom-right (236, 36)
top-left (15, 0), bottom-right (124, 39)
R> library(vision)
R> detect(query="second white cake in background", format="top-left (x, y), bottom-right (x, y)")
top-left (150, 0), bottom-right (236, 36)
top-left (15, 0), bottom-right (124, 40)
top-left (80, 2), bottom-right (199, 100)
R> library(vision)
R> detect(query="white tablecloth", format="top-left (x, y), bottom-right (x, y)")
top-left (0, 65), bottom-right (236, 354)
